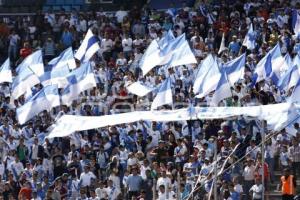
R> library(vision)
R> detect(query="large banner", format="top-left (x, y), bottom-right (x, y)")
top-left (47, 103), bottom-right (296, 138)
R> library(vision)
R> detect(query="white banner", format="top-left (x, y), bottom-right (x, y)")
top-left (48, 103), bottom-right (294, 138)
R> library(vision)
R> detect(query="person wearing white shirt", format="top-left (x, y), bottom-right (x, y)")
top-left (10, 156), bottom-right (24, 180)
top-left (122, 34), bottom-right (133, 58)
top-left (249, 179), bottom-right (264, 200)
top-left (115, 7), bottom-right (128, 23)
top-left (242, 159), bottom-right (255, 199)
top-left (95, 181), bottom-right (107, 199)
top-left (156, 171), bottom-right (171, 191)
top-left (79, 165), bottom-right (96, 187)
top-left (105, 179), bottom-right (121, 200)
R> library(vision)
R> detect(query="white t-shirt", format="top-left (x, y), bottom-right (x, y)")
top-left (243, 165), bottom-right (255, 181)
top-left (122, 38), bottom-right (133, 52)
top-left (95, 187), bottom-right (107, 199)
top-left (80, 172), bottom-right (96, 187)
top-left (156, 177), bottom-right (171, 190)
top-left (115, 10), bottom-right (128, 23)
top-left (101, 38), bottom-right (113, 52)
top-left (250, 184), bottom-right (263, 199)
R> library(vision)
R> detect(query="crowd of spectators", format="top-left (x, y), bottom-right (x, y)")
top-left (0, 0), bottom-right (300, 199)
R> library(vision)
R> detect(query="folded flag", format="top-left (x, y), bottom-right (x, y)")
top-left (0, 58), bottom-right (12, 84)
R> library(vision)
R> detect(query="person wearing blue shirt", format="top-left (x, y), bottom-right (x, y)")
top-left (61, 27), bottom-right (73, 49)
top-left (228, 35), bottom-right (241, 56)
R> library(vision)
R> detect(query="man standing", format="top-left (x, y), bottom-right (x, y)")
top-left (126, 166), bottom-right (143, 199)
top-left (280, 168), bottom-right (297, 200)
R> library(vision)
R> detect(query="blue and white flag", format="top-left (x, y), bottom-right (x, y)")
top-left (194, 55), bottom-right (221, 98)
top-left (40, 66), bottom-right (70, 88)
top-left (292, 9), bottom-right (300, 36)
top-left (252, 43), bottom-right (282, 85)
top-left (40, 47), bottom-right (75, 88)
top-left (139, 40), bottom-right (161, 76)
top-left (75, 29), bottom-right (100, 62)
top-left (158, 30), bottom-right (175, 49)
top-left (16, 50), bottom-right (44, 77)
top-left (164, 40), bottom-right (197, 68)
top-left (61, 62), bottom-right (97, 105)
top-left (277, 65), bottom-right (299, 91)
top-left (159, 33), bottom-right (186, 63)
top-left (48, 47), bottom-right (76, 70)
top-left (278, 53), bottom-right (292, 76)
top-left (242, 23), bottom-right (256, 50)
top-left (151, 78), bottom-right (172, 110)
top-left (210, 70), bottom-right (232, 106)
top-left (0, 58), bottom-right (12, 83)
top-left (222, 53), bottom-right (246, 85)
top-left (293, 53), bottom-right (300, 68)
top-left (16, 85), bottom-right (60, 125)
top-left (290, 77), bottom-right (300, 103)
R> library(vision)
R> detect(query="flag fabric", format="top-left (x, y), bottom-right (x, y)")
top-left (277, 65), bottom-right (299, 91)
top-left (194, 55), bottom-right (222, 98)
top-left (218, 33), bottom-right (226, 54)
top-left (61, 62), bottom-right (97, 105)
top-left (164, 40), bottom-right (197, 67)
top-left (158, 30), bottom-right (175, 49)
top-left (292, 9), bottom-right (300, 36)
top-left (159, 33), bottom-right (186, 64)
top-left (74, 29), bottom-right (100, 62)
top-left (252, 43), bottom-right (281, 85)
top-left (139, 40), bottom-right (162, 76)
top-left (39, 48), bottom-right (75, 88)
top-left (126, 82), bottom-right (155, 97)
top-left (39, 66), bottom-right (70, 88)
top-left (151, 78), bottom-right (172, 110)
top-left (293, 53), bottom-right (300, 68)
top-left (16, 85), bottom-right (60, 125)
top-left (210, 70), bottom-right (232, 106)
top-left (12, 50), bottom-right (44, 99)
top-left (16, 50), bottom-right (44, 77)
top-left (278, 53), bottom-right (292, 75)
top-left (0, 58), bottom-right (12, 84)
top-left (140, 33), bottom-right (188, 76)
top-left (242, 23), bottom-right (256, 50)
top-left (222, 53), bottom-right (246, 85)
top-left (47, 47), bottom-right (76, 70)
top-left (290, 77), bottom-right (300, 103)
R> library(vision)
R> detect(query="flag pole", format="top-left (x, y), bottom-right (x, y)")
top-left (261, 120), bottom-right (266, 200)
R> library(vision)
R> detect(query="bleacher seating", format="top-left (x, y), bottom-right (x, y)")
top-left (43, 0), bottom-right (86, 12)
